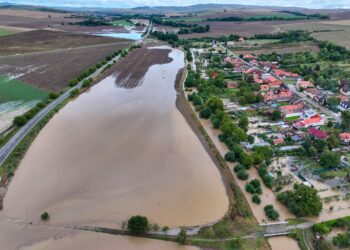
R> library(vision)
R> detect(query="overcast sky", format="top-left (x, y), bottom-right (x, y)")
top-left (4, 0), bottom-right (350, 9)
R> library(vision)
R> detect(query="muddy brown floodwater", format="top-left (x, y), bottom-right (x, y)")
top-left (0, 46), bottom-right (228, 249)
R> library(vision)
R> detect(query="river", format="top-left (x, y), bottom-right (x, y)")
top-left (0, 46), bottom-right (228, 249)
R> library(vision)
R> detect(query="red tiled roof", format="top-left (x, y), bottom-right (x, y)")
top-left (308, 128), bottom-right (328, 139)
top-left (273, 138), bottom-right (284, 145)
top-left (340, 132), bottom-right (350, 140)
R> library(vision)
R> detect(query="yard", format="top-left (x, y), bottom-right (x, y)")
top-left (109, 19), bottom-right (134, 27)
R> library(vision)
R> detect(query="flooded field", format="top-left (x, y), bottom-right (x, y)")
top-left (268, 236), bottom-right (300, 250)
top-left (2, 46), bottom-right (228, 238)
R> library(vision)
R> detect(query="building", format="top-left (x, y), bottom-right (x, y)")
top-left (272, 138), bottom-right (285, 145)
top-left (274, 69), bottom-right (299, 79)
top-left (227, 81), bottom-right (238, 89)
top-left (279, 102), bottom-right (305, 118)
top-left (338, 101), bottom-right (350, 111)
top-left (304, 88), bottom-right (319, 99)
top-left (297, 80), bottom-right (314, 90)
top-left (308, 128), bottom-right (329, 139)
top-left (260, 84), bottom-right (269, 92)
top-left (339, 79), bottom-right (350, 96)
top-left (295, 114), bottom-right (325, 128)
top-left (340, 132), bottom-right (350, 144)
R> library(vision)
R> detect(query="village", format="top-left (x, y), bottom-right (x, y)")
top-left (186, 39), bottom-right (350, 227)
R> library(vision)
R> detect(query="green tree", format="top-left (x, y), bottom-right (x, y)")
top-left (199, 107), bottom-right (212, 119)
top-left (327, 134), bottom-right (339, 149)
top-left (271, 110), bottom-right (282, 121)
top-left (238, 114), bottom-right (249, 132)
top-left (277, 184), bottom-right (322, 217)
top-left (41, 212), bottom-right (50, 221)
top-left (205, 96), bottom-right (224, 114)
top-left (224, 151), bottom-right (236, 162)
top-left (237, 170), bottom-right (249, 180)
top-left (264, 205), bottom-right (279, 220)
top-left (127, 215), bottom-right (149, 234)
top-left (176, 228), bottom-right (187, 244)
top-left (341, 110), bottom-right (350, 131)
top-left (252, 194), bottom-right (261, 204)
top-left (320, 151), bottom-right (340, 169)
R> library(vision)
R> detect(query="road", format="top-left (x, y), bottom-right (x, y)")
top-left (0, 22), bottom-right (154, 167)
top-left (287, 83), bottom-right (341, 123)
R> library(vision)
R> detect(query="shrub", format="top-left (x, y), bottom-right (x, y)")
top-left (49, 92), bottom-right (59, 99)
top-left (199, 107), bottom-right (212, 119)
top-left (234, 164), bottom-right (244, 172)
top-left (237, 169), bottom-right (249, 180)
top-left (127, 215), bottom-right (149, 234)
top-left (41, 212), bottom-right (50, 221)
top-left (252, 194), bottom-right (261, 204)
top-left (176, 228), bottom-right (187, 244)
top-left (224, 151), bottom-right (236, 162)
top-left (264, 205), bottom-right (279, 220)
top-left (333, 232), bottom-right (350, 248)
top-left (245, 184), bottom-right (255, 194)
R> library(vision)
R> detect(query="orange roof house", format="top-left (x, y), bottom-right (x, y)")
top-left (297, 80), bottom-right (314, 89)
top-left (295, 114), bottom-right (324, 128)
top-left (340, 132), bottom-right (350, 143)
top-left (260, 84), bottom-right (270, 92)
top-left (273, 138), bottom-right (284, 145)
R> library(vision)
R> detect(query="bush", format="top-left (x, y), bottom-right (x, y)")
top-left (49, 92), bottom-right (59, 99)
top-left (245, 184), bottom-right (256, 194)
top-left (245, 179), bottom-right (262, 194)
top-left (70, 89), bottom-right (80, 98)
top-left (41, 212), bottom-right (50, 221)
top-left (237, 169), bottom-right (249, 180)
top-left (224, 151), bottom-right (236, 162)
top-left (333, 232), bottom-right (350, 248)
top-left (127, 215), bottom-right (149, 234)
top-left (252, 194), bottom-right (261, 204)
top-left (13, 116), bottom-right (27, 126)
top-left (176, 228), bottom-right (187, 244)
top-left (277, 184), bottom-right (322, 217)
top-left (264, 205), bottom-right (279, 220)
top-left (234, 164), bottom-right (244, 172)
top-left (199, 107), bottom-right (212, 119)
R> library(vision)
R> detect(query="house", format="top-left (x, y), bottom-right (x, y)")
top-left (260, 84), bottom-right (270, 92)
top-left (279, 102), bottom-right (305, 118)
top-left (297, 80), bottom-right (314, 90)
top-left (339, 95), bottom-right (349, 103)
top-left (304, 88), bottom-right (319, 99)
top-left (338, 101), bottom-right (350, 111)
top-left (308, 128), bottom-right (329, 139)
top-left (244, 54), bottom-right (257, 60)
top-left (339, 80), bottom-right (350, 96)
top-left (263, 89), bottom-right (293, 103)
top-left (253, 74), bottom-right (264, 84)
top-left (340, 132), bottom-right (350, 144)
top-left (273, 138), bottom-right (285, 145)
top-left (227, 81), bottom-right (238, 89)
top-left (274, 69), bottom-right (299, 79)
top-left (210, 71), bottom-right (218, 78)
top-left (295, 114), bottom-right (325, 128)
top-left (268, 81), bottom-right (283, 89)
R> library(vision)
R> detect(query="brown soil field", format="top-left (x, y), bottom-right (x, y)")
top-left (276, 21), bottom-right (350, 49)
top-left (113, 46), bottom-right (173, 88)
top-left (0, 42), bottom-right (130, 92)
top-left (232, 43), bottom-right (320, 55)
top-left (180, 20), bottom-right (311, 38)
top-left (0, 30), bottom-right (127, 55)
top-left (0, 9), bottom-right (69, 18)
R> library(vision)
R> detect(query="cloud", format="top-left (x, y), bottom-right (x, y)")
top-left (4, 0), bottom-right (350, 9)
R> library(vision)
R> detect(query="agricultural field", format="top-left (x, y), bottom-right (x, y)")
top-left (109, 19), bottom-right (134, 26)
top-left (0, 27), bottom-right (17, 36)
top-left (276, 20), bottom-right (350, 49)
top-left (0, 42), bottom-right (130, 91)
top-left (0, 30), bottom-right (127, 55)
top-left (0, 76), bottom-right (48, 133)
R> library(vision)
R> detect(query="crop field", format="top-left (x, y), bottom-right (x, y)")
top-left (0, 27), bottom-right (17, 37)
top-left (276, 20), bottom-right (350, 49)
top-left (109, 20), bottom-right (133, 26)
top-left (179, 20), bottom-right (310, 38)
top-left (0, 30), bottom-right (127, 55)
top-left (0, 76), bottom-right (48, 133)
top-left (0, 42), bottom-right (130, 92)
top-left (0, 76), bottom-right (47, 103)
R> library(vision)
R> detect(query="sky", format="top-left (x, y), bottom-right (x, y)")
top-left (3, 0), bottom-right (350, 9)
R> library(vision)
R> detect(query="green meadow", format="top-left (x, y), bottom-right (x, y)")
top-left (0, 76), bottom-right (48, 104)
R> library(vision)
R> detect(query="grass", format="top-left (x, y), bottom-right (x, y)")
top-left (0, 28), bottom-right (16, 37)
top-left (109, 20), bottom-right (133, 27)
top-left (286, 116), bottom-right (300, 121)
top-left (169, 17), bottom-right (205, 22)
top-left (0, 76), bottom-right (48, 104)
top-left (189, 237), bottom-right (269, 250)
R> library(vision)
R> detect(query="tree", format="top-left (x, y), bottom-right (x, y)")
top-left (341, 110), bottom-right (350, 131)
top-left (238, 114), bottom-right (249, 131)
top-left (127, 215), bottom-right (149, 234)
top-left (271, 110), bottom-right (282, 121)
top-left (252, 194), bottom-right (261, 204)
top-left (41, 212), bottom-right (50, 221)
top-left (237, 169), bottom-right (249, 180)
top-left (13, 116), bottom-right (27, 126)
top-left (327, 134), bottom-right (339, 149)
top-left (224, 151), bottom-right (236, 162)
top-left (320, 151), bottom-right (340, 169)
top-left (176, 228), bottom-right (187, 244)
top-left (264, 205), bottom-right (279, 220)
top-left (314, 139), bottom-right (327, 153)
top-left (199, 107), bottom-right (212, 119)
top-left (206, 97), bottom-right (224, 114)
top-left (277, 184), bottom-right (322, 217)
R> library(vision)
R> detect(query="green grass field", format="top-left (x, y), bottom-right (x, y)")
top-left (109, 20), bottom-right (133, 27)
top-left (0, 76), bottom-right (48, 103)
top-left (0, 28), bottom-right (17, 37)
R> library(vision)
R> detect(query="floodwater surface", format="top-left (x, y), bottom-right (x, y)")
top-left (3, 47), bottom-right (229, 231)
